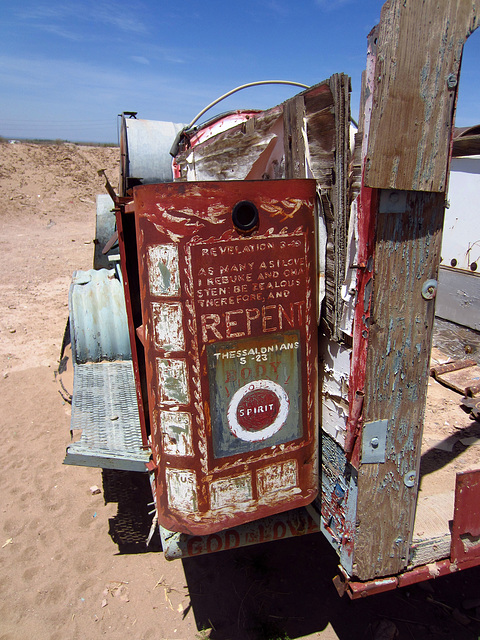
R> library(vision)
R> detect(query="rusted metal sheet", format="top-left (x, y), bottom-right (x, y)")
top-left (115, 205), bottom-right (150, 448)
top-left (451, 470), bottom-right (480, 565)
top-left (431, 360), bottom-right (480, 396)
top-left (462, 396), bottom-right (480, 419)
top-left (160, 506), bottom-right (320, 560)
top-left (431, 359), bottom-right (477, 378)
top-left (336, 553), bottom-right (480, 599)
top-left (134, 179), bottom-right (318, 535)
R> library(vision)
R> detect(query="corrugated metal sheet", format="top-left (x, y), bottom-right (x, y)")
top-left (69, 268), bottom-right (131, 364)
top-left (65, 268), bottom-right (149, 471)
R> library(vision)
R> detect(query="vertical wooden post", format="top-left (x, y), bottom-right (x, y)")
top-left (351, 0), bottom-right (478, 580)
top-left (284, 95), bottom-right (306, 179)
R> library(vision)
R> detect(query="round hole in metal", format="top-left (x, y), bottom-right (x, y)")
top-left (232, 200), bottom-right (259, 233)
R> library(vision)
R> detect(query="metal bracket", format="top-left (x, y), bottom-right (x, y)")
top-left (361, 419), bottom-right (388, 463)
top-left (378, 189), bottom-right (407, 213)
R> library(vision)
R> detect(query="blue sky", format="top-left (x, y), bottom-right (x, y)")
top-left (1, 1), bottom-right (479, 143)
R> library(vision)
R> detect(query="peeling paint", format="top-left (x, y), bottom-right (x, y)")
top-left (166, 468), bottom-right (198, 512)
top-left (160, 410), bottom-right (193, 456)
top-left (152, 302), bottom-right (185, 351)
top-left (426, 562), bottom-right (441, 578)
top-left (147, 244), bottom-right (180, 296)
top-left (157, 358), bottom-right (189, 404)
top-left (320, 339), bottom-right (351, 445)
top-left (135, 179), bottom-right (318, 534)
top-left (210, 473), bottom-right (253, 510)
top-left (257, 460), bottom-right (298, 496)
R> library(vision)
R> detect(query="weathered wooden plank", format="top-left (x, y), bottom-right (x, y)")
top-left (301, 75), bottom-right (351, 339)
top-left (352, 190), bottom-right (445, 580)
top-left (365, 0), bottom-right (478, 192)
top-left (175, 106), bottom-right (283, 181)
top-left (304, 83), bottom-right (336, 187)
top-left (344, 1), bottom-right (478, 581)
top-left (453, 133), bottom-right (480, 157)
top-left (330, 74), bottom-right (350, 341)
top-left (284, 94), bottom-right (306, 179)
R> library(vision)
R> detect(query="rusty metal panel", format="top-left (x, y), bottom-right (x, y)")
top-left (133, 179), bottom-right (318, 535)
top-left (451, 469), bottom-right (480, 565)
top-left (337, 555), bottom-right (480, 599)
top-left (160, 506), bottom-right (320, 560)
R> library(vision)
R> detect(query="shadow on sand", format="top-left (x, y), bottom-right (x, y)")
top-left (104, 469), bottom-right (480, 640)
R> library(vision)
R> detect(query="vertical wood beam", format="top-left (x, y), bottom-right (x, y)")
top-left (284, 95), bottom-right (306, 179)
top-left (353, 190), bottom-right (444, 579)
top-left (331, 74), bottom-right (351, 341)
top-left (365, 0), bottom-right (478, 192)
top-left (351, 0), bottom-right (478, 580)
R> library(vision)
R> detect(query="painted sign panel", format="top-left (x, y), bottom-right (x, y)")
top-left (207, 332), bottom-right (301, 457)
top-left (134, 180), bottom-right (318, 535)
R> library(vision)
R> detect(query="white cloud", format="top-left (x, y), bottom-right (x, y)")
top-left (0, 53), bottom-right (214, 116)
top-left (314, 0), bottom-right (354, 11)
top-left (131, 56), bottom-right (150, 65)
top-left (36, 24), bottom-right (84, 41)
top-left (91, 2), bottom-right (148, 34)
top-left (14, 1), bottom-right (148, 39)
top-left (266, 1), bottom-right (290, 17)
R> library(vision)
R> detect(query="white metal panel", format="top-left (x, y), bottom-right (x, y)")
top-left (442, 155), bottom-right (480, 271)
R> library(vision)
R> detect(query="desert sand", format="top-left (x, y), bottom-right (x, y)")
top-left (1, 140), bottom-right (480, 640)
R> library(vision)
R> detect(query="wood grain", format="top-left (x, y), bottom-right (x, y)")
top-left (353, 190), bottom-right (445, 580)
top-left (365, 0), bottom-right (478, 192)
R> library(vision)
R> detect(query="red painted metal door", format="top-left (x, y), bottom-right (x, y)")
top-left (134, 180), bottom-right (318, 534)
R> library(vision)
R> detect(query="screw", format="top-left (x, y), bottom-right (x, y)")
top-left (370, 437), bottom-right (379, 449)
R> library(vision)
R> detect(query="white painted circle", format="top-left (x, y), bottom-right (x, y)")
top-left (227, 380), bottom-right (290, 442)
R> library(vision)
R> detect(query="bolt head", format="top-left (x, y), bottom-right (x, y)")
top-left (447, 73), bottom-right (457, 89)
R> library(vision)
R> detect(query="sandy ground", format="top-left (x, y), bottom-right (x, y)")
top-left (2, 141), bottom-right (480, 640)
